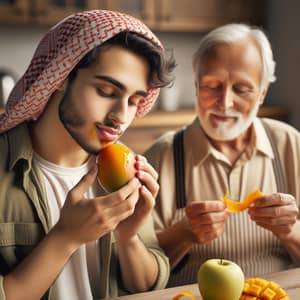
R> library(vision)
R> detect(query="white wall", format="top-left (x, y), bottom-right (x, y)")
top-left (0, 26), bottom-right (46, 78)
top-left (156, 32), bottom-right (202, 110)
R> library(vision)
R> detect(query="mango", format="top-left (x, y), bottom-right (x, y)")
top-left (240, 277), bottom-right (289, 300)
top-left (97, 143), bottom-right (135, 193)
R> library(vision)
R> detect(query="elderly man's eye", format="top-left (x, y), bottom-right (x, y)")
top-left (234, 86), bottom-right (253, 94)
top-left (200, 84), bottom-right (222, 92)
top-left (208, 85), bottom-right (221, 90)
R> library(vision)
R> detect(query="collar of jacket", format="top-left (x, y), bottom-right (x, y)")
top-left (7, 122), bottom-right (33, 171)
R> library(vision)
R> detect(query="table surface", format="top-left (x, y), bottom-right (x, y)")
top-left (109, 267), bottom-right (300, 300)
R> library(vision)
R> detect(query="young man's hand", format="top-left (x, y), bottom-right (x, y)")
top-left (52, 164), bottom-right (141, 250)
top-left (114, 155), bottom-right (159, 242)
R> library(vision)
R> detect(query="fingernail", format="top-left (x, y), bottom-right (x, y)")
top-left (134, 177), bottom-right (141, 187)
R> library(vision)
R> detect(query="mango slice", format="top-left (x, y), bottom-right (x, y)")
top-left (240, 277), bottom-right (289, 300)
top-left (222, 190), bottom-right (264, 213)
top-left (97, 143), bottom-right (135, 193)
top-left (172, 290), bottom-right (196, 300)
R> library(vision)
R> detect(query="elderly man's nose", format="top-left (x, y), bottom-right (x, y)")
top-left (218, 89), bottom-right (234, 109)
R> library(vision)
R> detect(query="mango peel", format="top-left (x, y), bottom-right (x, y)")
top-left (222, 190), bottom-right (264, 212)
top-left (172, 290), bottom-right (196, 300)
top-left (97, 143), bottom-right (135, 193)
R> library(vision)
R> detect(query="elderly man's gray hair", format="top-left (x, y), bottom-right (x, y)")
top-left (193, 23), bottom-right (276, 91)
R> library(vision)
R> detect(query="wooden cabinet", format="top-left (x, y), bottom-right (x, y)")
top-left (155, 0), bottom-right (265, 32)
top-left (99, 0), bottom-right (156, 28)
top-left (33, 0), bottom-right (102, 25)
top-left (0, 0), bottom-right (104, 25)
top-left (0, 0), bottom-right (265, 31)
top-left (100, 0), bottom-right (266, 32)
top-left (0, 0), bottom-right (31, 24)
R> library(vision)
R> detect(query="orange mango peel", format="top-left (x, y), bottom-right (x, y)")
top-left (172, 290), bottom-right (196, 300)
top-left (222, 190), bottom-right (264, 213)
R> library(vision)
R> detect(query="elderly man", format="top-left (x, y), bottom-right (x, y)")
top-left (145, 23), bottom-right (300, 287)
top-left (0, 10), bottom-right (175, 300)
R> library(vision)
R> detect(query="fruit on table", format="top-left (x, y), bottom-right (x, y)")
top-left (198, 258), bottom-right (245, 300)
top-left (97, 143), bottom-right (135, 193)
top-left (172, 290), bottom-right (196, 300)
top-left (222, 190), bottom-right (264, 212)
top-left (240, 277), bottom-right (289, 300)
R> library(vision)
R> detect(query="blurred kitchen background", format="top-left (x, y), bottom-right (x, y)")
top-left (0, 0), bottom-right (299, 152)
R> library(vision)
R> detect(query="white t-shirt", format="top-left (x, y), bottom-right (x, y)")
top-left (33, 153), bottom-right (101, 300)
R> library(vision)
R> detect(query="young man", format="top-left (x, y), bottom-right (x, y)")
top-left (0, 10), bottom-right (175, 300)
top-left (145, 23), bottom-right (300, 287)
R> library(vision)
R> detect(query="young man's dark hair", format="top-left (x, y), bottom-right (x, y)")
top-left (69, 31), bottom-right (176, 89)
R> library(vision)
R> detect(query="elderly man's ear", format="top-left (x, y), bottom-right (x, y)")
top-left (259, 84), bottom-right (270, 106)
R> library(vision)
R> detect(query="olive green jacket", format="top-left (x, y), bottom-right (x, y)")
top-left (0, 124), bottom-right (170, 300)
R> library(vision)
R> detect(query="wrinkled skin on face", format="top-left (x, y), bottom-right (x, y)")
top-left (195, 39), bottom-right (267, 143)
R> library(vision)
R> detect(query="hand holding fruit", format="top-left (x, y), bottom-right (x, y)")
top-left (53, 165), bottom-right (141, 249)
top-left (248, 193), bottom-right (298, 240)
top-left (115, 154), bottom-right (159, 242)
top-left (185, 200), bottom-right (228, 244)
top-left (97, 143), bottom-right (159, 241)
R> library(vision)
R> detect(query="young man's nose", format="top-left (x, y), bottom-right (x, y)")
top-left (108, 101), bottom-right (128, 125)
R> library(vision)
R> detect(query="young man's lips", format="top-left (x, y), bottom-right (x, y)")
top-left (96, 127), bottom-right (120, 142)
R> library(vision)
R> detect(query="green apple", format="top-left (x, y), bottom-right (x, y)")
top-left (198, 258), bottom-right (244, 300)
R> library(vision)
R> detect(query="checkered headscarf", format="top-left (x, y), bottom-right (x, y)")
top-left (0, 10), bottom-right (162, 133)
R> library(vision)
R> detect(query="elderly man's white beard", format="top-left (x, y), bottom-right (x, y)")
top-left (198, 100), bottom-right (261, 141)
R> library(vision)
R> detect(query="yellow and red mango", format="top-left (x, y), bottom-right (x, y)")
top-left (97, 143), bottom-right (135, 193)
top-left (240, 277), bottom-right (289, 300)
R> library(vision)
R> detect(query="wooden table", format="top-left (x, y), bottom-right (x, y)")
top-left (109, 267), bottom-right (300, 299)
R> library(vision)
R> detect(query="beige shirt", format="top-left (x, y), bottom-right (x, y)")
top-left (145, 117), bottom-right (300, 287)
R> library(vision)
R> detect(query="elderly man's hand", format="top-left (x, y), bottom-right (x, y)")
top-left (248, 193), bottom-right (299, 240)
top-left (185, 200), bottom-right (229, 244)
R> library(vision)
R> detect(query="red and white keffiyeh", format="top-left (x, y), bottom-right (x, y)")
top-left (0, 10), bottom-right (162, 133)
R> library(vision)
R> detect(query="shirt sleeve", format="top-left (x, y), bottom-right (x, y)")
top-left (137, 214), bottom-right (170, 290)
top-left (0, 275), bottom-right (6, 300)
